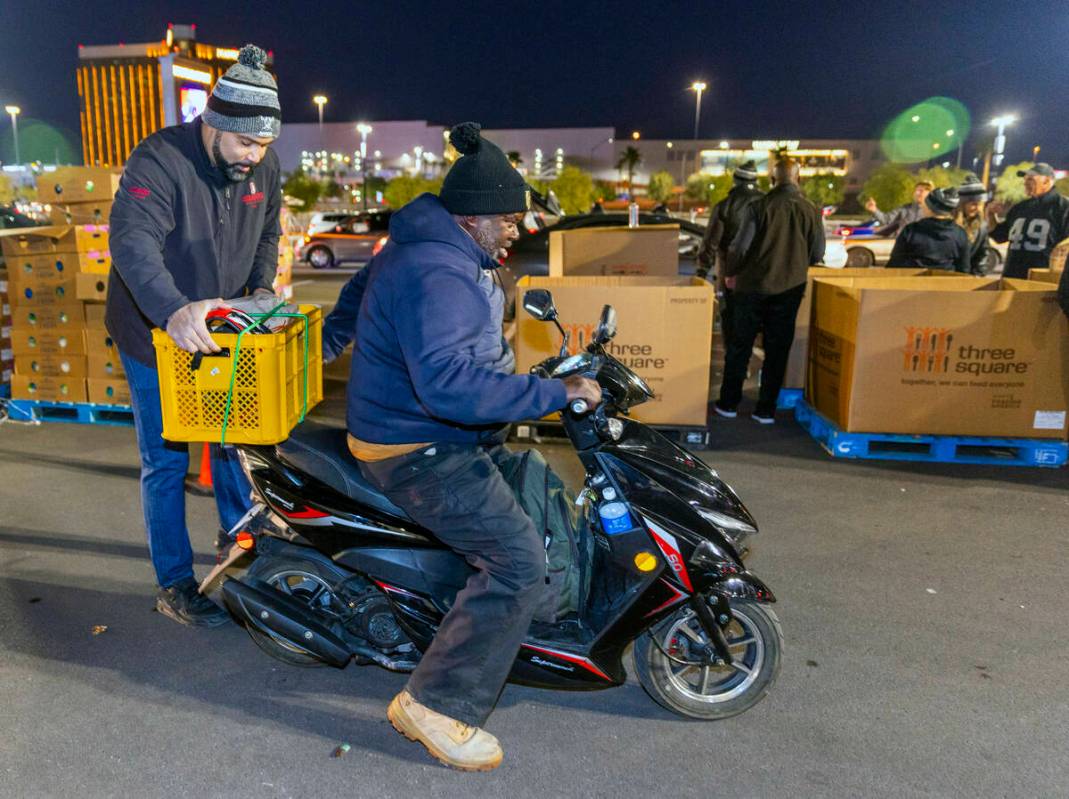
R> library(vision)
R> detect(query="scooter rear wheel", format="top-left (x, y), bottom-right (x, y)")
top-left (243, 556), bottom-right (351, 667)
top-left (635, 599), bottom-right (782, 720)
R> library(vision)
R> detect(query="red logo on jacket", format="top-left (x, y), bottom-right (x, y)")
top-left (242, 180), bottom-right (264, 207)
top-left (128, 186), bottom-right (151, 200)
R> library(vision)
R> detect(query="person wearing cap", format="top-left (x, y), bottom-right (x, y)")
top-left (887, 187), bottom-right (971, 272)
top-left (866, 181), bottom-right (934, 236)
top-left (324, 122), bottom-right (599, 771)
top-left (988, 163), bottom-right (1069, 279)
top-left (715, 158), bottom-right (825, 424)
top-left (956, 174), bottom-right (991, 276)
top-left (107, 44), bottom-right (282, 627)
top-left (698, 160), bottom-right (764, 344)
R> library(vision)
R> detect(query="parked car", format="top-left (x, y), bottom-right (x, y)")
top-left (299, 210), bottom-right (393, 268)
top-left (0, 204), bottom-right (43, 230)
top-left (840, 227), bottom-right (1006, 272)
top-left (307, 211), bottom-right (355, 236)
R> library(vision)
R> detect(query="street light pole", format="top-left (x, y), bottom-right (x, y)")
top-left (690, 81), bottom-right (706, 140)
top-left (313, 95), bottom-right (327, 131)
top-left (5, 106), bottom-right (21, 166)
top-left (356, 123), bottom-right (373, 210)
top-left (588, 136), bottom-right (613, 171)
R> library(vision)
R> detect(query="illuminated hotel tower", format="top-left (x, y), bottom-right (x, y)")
top-left (76, 23), bottom-right (274, 166)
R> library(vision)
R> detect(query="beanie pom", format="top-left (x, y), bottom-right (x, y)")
top-left (449, 122), bottom-right (482, 155)
top-left (238, 44), bottom-right (268, 70)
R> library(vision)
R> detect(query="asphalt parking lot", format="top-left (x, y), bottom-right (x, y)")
top-left (2, 274), bottom-right (1068, 797)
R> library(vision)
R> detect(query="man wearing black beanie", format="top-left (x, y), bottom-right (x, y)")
top-left (321, 122), bottom-right (600, 771)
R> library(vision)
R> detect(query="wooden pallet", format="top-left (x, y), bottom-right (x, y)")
top-left (794, 399), bottom-right (1067, 468)
top-left (5, 398), bottom-right (134, 427)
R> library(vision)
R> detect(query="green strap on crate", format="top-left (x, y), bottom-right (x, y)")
top-left (218, 302), bottom-right (311, 446)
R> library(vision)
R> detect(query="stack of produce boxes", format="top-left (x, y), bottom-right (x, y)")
top-left (3, 166), bottom-right (123, 404)
top-left (0, 260), bottom-right (11, 392)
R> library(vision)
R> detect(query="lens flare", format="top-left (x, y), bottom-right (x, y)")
top-left (881, 98), bottom-right (970, 163)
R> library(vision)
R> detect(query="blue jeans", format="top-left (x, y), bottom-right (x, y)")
top-left (120, 350), bottom-right (253, 588)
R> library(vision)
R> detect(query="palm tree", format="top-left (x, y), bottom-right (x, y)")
top-left (616, 146), bottom-right (642, 199)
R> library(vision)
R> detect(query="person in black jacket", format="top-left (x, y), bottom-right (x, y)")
top-left (988, 163), bottom-right (1069, 278)
top-left (887, 187), bottom-right (970, 272)
top-left (956, 174), bottom-right (990, 275)
top-left (697, 160), bottom-right (763, 343)
top-left (107, 45), bottom-right (282, 626)
top-left (715, 158), bottom-right (824, 424)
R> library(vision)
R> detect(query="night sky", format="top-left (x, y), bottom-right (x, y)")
top-left (2, 0), bottom-right (1067, 165)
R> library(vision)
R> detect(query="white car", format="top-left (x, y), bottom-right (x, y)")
top-left (307, 211), bottom-right (355, 236)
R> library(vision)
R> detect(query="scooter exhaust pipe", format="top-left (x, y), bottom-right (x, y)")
top-left (221, 577), bottom-right (352, 668)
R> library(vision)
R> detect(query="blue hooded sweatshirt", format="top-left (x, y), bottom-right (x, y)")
top-left (326, 193), bottom-right (567, 445)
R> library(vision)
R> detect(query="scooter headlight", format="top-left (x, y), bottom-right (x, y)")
top-left (696, 507), bottom-right (757, 544)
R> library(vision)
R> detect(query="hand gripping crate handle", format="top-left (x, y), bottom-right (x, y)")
top-left (190, 348), bottom-right (232, 371)
top-left (217, 301), bottom-right (312, 446)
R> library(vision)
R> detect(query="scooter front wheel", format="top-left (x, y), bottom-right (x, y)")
top-left (634, 599), bottom-right (782, 720)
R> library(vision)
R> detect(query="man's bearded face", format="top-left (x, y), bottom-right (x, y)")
top-left (468, 214), bottom-right (521, 260)
top-left (213, 130), bottom-right (271, 182)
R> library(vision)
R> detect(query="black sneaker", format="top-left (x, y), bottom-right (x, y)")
top-left (751, 410), bottom-right (776, 425)
top-left (713, 403), bottom-right (738, 419)
top-left (156, 578), bottom-right (230, 627)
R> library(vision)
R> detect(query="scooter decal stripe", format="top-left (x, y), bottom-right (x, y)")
top-left (644, 518), bottom-right (694, 592)
top-left (521, 643), bottom-right (611, 681)
top-left (371, 579), bottom-right (421, 599)
top-left (643, 579), bottom-right (689, 617)
top-left (283, 506), bottom-right (331, 519)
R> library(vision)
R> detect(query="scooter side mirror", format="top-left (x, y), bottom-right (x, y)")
top-left (523, 289), bottom-right (558, 322)
top-left (593, 304), bottom-right (617, 344)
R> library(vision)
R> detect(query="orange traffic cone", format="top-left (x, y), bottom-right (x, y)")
top-left (184, 442), bottom-right (215, 497)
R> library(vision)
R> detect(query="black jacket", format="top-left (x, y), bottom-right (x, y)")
top-left (960, 216), bottom-right (990, 276)
top-left (990, 190), bottom-right (1069, 279)
top-left (727, 183), bottom-right (825, 295)
top-left (106, 119), bottom-right (281, 365)
top-left (888, 217), bottom-right (971, 273)
top-left (697, 183), bottom-right (763, 276)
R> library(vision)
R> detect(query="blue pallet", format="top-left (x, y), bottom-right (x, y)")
top-left (6, 398), bottom-right (134, 427)
top-left (777, 388), bottom-right (803, 410)
top-left (794, 399), bottom-right (1067, 468)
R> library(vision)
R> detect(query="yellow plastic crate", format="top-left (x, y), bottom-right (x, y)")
top-left (151, 305), bottom-right (323, 444)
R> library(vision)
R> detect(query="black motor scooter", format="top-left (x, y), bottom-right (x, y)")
top-left (205, 291), bottom-right (782, 719)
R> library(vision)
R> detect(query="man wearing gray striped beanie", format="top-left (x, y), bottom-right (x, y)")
top-left (107, 43), bottom-right (284, 628)
top-left (201, 44), bottom-right (281, 181)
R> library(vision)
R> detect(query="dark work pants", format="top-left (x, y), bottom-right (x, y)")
top-left (359, 443), bottom-right (544, 728)
top-left (718, 283), bottom-right (806, 415)
top-left (719, 286), bottom-right (736, 346)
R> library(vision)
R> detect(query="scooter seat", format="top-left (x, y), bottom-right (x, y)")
top-left (276, 420), bottom-right (412, 522)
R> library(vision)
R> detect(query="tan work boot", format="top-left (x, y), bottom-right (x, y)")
top-left (387, 690), bottom-right (503, 772)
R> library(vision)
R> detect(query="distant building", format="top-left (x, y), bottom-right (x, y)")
top-left (76, 23), bottom-right (271, 167)
top-left (625, 138), bottom-right (887, 206)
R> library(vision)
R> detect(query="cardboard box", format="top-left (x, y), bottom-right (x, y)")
top-left (515, 276), bottom-right (715, 426)
top-left (87, 377), bottom-right (130, 405)
top-left (88, 351), bottom-right (125, 379)
top-left (549, 225), bottom-right (680, 277)
top-left (784, 267), bottom-right (932, 389)
top-left (7, 279), bottom-right (78, 307)
top-left (10, 328), bottom-right (87, 356)
top-left (84, 302), bottom-right (107, 330)
top-left (806, 277), bottom-right (1069, 439)
top-left (1027, 268), bottom-right (1062, 284)
top-left (85, 327), bottom-right (118, 356)
top-left (76, 273), bottom-right (109, 302)
top-left (14, 354), bottom-right (88, 380)
top-left (11, 304), bottom-right (85, 331)
top-left (0, 225), bottom-right (109, 258)
top-left (36, 166), bottom-right (121, 205)
top-left (48, 200), bottom-right (113, 226)
top-left (11, 374), bottom-right (87, 402)
top-left (6, 252), bottom-right (109, 286)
